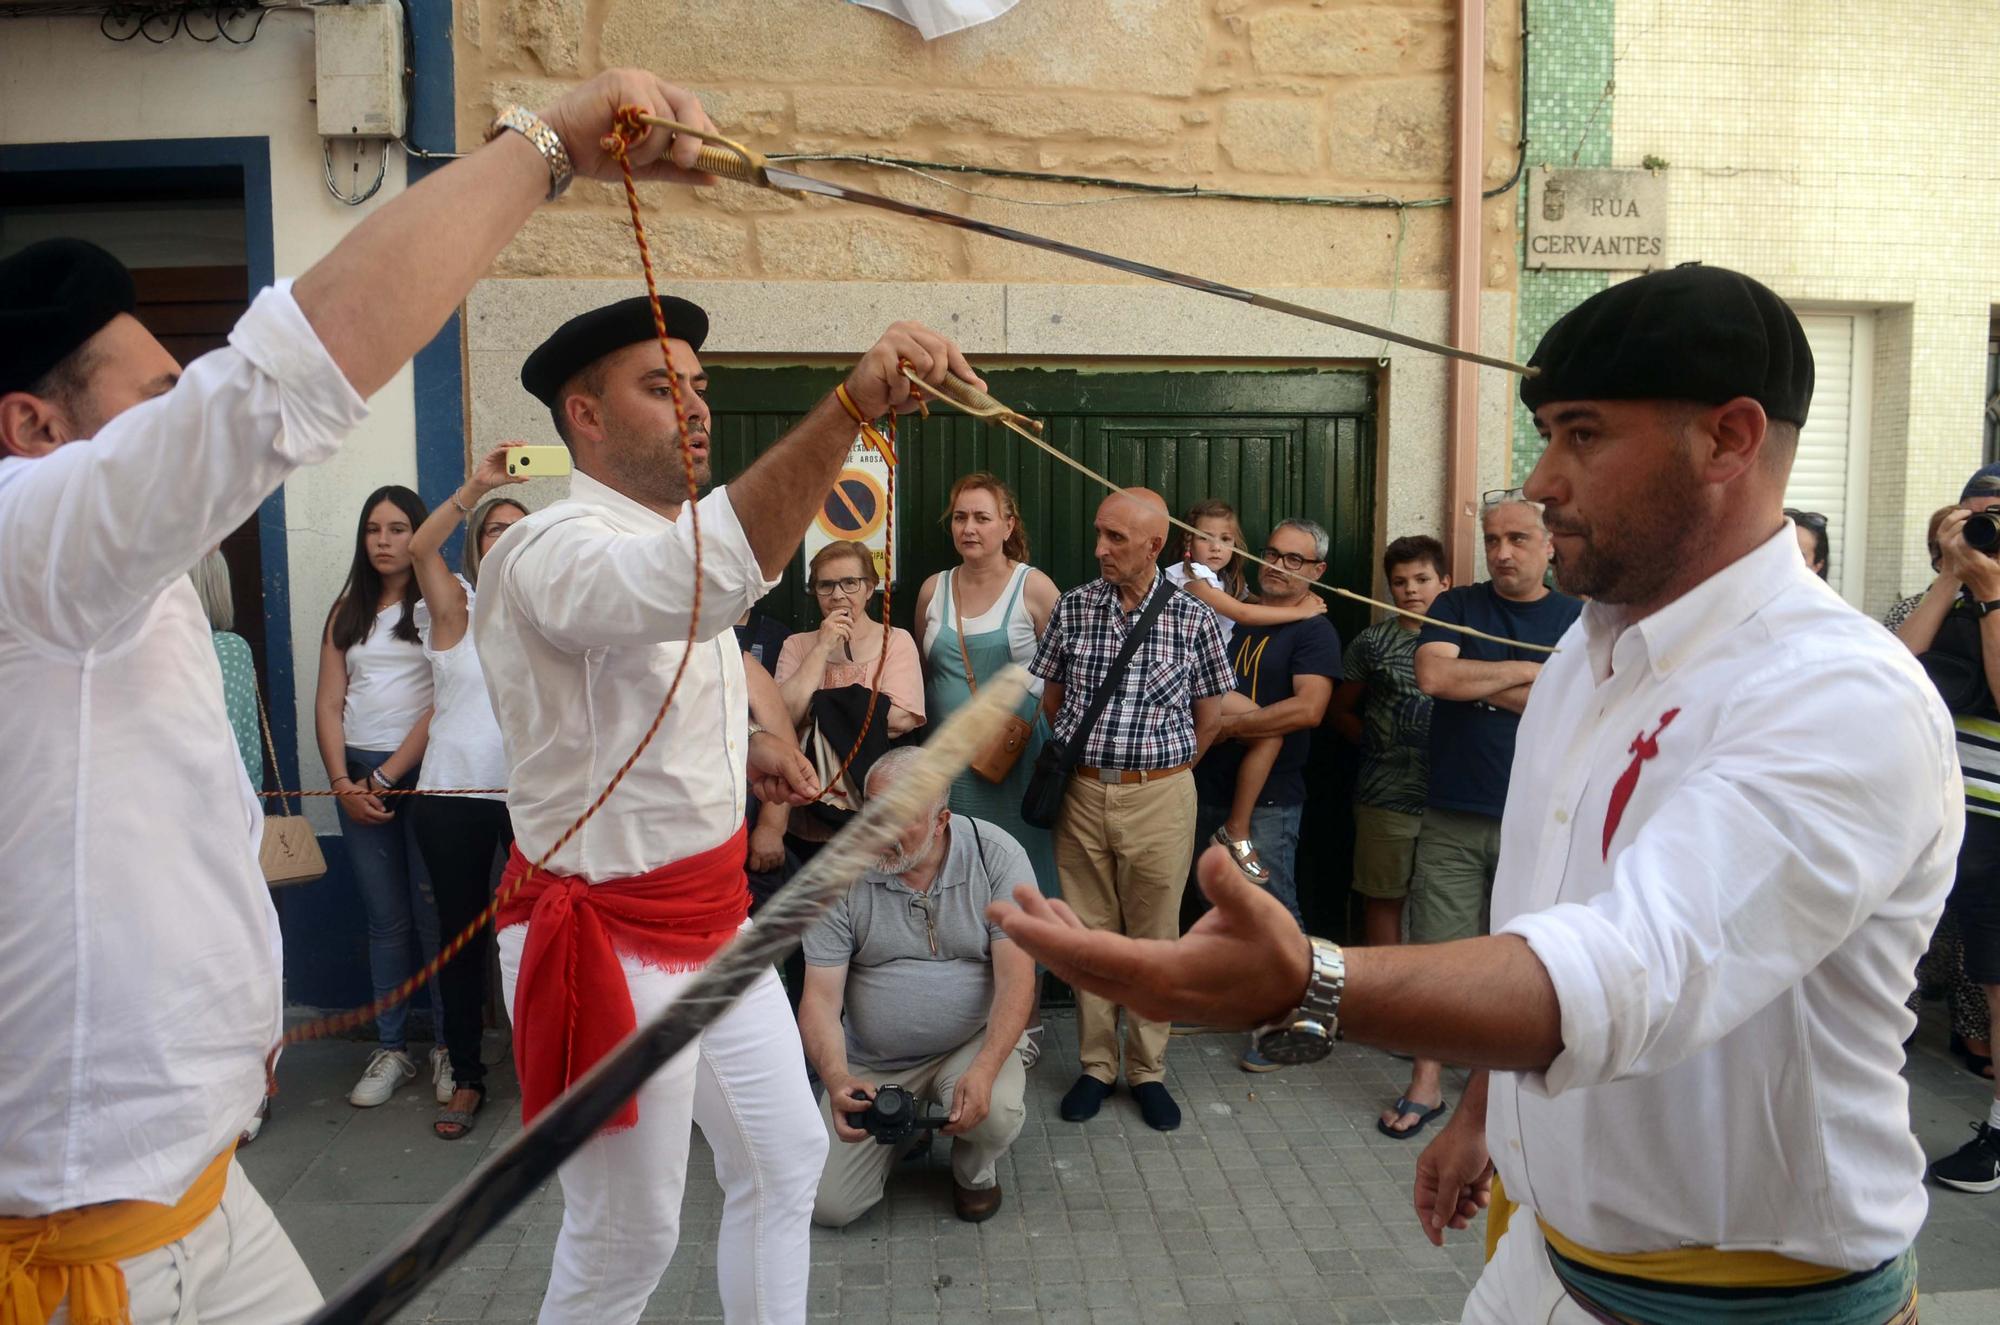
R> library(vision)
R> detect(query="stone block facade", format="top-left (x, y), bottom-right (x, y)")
top-left (453, 0), bottom-right (1525, 294)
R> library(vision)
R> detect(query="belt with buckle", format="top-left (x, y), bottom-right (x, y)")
top-left (1073, 761), bottom-right (1192, 785)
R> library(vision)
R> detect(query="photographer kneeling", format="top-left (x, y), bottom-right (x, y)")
top-left (800, 748), bottom-right (1038, 1225)
top-left (1898, 466), bottom-right (2000, 1193)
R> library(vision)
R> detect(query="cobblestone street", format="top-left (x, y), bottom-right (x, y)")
top-left (245, 1009), bottom-right (2000, 1323)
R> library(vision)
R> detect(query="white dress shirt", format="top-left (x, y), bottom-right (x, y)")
top-left (475, 470), bottom-right (777, 882)
top-left (1488, 524), bottom-right (1960, 1270)
top-left (0, 283), bottom-right (366, 1214)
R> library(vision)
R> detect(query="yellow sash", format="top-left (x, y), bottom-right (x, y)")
top-left (1485, 1174), bottom-right (1848, 1289)
top-left (0, 1145), bottom-right (235, 1325)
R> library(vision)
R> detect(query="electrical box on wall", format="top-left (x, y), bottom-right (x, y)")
top-left (315, 1), bottom-right (406, 139)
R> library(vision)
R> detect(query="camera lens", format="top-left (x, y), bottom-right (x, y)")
top-left (1966, 512), bottom-right (2000, 553)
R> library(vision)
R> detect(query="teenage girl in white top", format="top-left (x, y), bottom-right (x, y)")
top-left (1173, 499), bottom-right (1327, 881)
top-left (314, 485), bottom-right (442, 1110)
top-left (407, 444), bottom-right (529, 1139)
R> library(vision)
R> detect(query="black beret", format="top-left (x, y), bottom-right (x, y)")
top-left (521, 295), bottom-right (709, 408)
top-left (1520, 264), bottom-right (1814, 427)
top-left (0, 238), bottom-right (137, 397)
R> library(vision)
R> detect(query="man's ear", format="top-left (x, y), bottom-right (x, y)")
top-left (0, 392), bottom-right (71, 458)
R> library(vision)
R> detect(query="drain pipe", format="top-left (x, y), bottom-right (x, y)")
top-left (1445, 0), bottom-right (1487, 584)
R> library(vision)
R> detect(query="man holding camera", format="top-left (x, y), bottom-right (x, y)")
top-left (1895, 463), bottom-right (2000, 1193)
top-left (800, 749), bottom-right (1038, 1226)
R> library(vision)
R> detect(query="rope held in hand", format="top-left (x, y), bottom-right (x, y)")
top-left (262, 108), bottom-right (716, 1077)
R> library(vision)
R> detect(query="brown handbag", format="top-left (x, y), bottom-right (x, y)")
top-left (255, 681), bottom-right (328, 888)
top-left (954, 570), bottom-right (1036, 784)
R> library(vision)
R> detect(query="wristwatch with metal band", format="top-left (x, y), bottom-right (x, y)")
top-left (486, 105), bottom-right (574, 203)
top-left (1251, 936), bottom-right (1345, 1065)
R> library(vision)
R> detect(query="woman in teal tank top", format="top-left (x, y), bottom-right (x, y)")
top-left (915, 475), bottom-right (1062, 1059)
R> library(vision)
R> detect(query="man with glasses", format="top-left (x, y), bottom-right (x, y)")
top-left (1192, 518), bottom-right (1342, 1071)
top-left (1378, 491), bottom-right (1581, 1140)
top-left (799, 749), bottom-right (1038, 1227)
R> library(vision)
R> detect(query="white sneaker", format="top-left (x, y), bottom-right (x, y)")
top-left (349, 1048), bottom-right (417, 1107)
top-left (431, 1046), bottom-right (455, 1105)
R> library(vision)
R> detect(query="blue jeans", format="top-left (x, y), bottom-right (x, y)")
top-left (338, 746), bottom-right (443, 1050)
top-left (1195, 799), bottom-right (1305, 927)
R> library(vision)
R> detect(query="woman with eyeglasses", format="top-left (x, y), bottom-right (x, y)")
top-left (403, 443), bottom-right (531, 1140)
top-left (1786, 508), bottom-right (1830, 579)
top-left (772, 540), bottom-right (926, 861)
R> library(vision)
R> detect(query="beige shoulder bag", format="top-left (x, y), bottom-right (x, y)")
top-left (256, 681), bottom-right (328, 887)
top-left (955, 570), bottom-right (1036, 784)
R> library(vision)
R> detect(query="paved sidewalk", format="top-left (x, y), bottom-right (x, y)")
top-left (243, 1008), bottom-right (2000, 1323)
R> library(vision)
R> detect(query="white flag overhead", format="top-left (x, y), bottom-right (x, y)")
top-left (849, 0), bottom-right (1021, 40)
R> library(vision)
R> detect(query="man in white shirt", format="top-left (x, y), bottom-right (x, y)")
top-left (0, 70), bottom-right (730, 1324)
top-left (991, 265), bottom-right (1956, 1324)
top-left (476, 296), bottom-right (981, 1322)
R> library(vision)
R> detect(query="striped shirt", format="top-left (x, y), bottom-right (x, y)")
top-left (1895, 592), bottom-right (2000, 820)
top-left (1028, 571), bottom-right (1233, 770)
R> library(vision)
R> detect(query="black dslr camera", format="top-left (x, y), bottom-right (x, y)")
top-left (1964, 510), bottom-right (2000, 553)
top-left (858, 1083), bottom-right (950, 1145)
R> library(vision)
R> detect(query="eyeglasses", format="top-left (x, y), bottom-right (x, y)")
top-left (1482, 487), bottom-right (1526, 507)
top-left (1258, 547), bottom-right (1322, 572)
top-left (907, 894), bottom-right (938, 957)
top-left (1784, 508), bottom-right (1828, 530)
top-left (813, 577), bottom-right (872, 597)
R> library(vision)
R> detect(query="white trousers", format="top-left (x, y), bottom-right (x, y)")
top-left (497, 925), bottom-right (827, 1325)
top-left (1461, 1218), bottom-right (1595, 1324)
top-left (50, 1161), bottom-right (320, 1325)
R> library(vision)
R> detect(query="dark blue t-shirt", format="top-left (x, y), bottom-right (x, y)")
top-left (1417, 582), bottom-right (1581, 819)
top-left (1195, 615), bottom-right (1343, 807)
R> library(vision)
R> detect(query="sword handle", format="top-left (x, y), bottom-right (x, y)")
top-left (908, 371), bottom-right (1046, 436)
top-left (624, 113), bottom-right (769, 187)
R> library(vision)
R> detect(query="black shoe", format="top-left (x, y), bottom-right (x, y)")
top-left (1059, 1074), bottom-right (1113, 1122)
top-left (1131, 1081), bottom-right (1182, 1132)
top-left (1929, 1121), bottom-right (2000, 1194)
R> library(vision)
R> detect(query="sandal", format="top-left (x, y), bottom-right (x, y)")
top-left (1018, 1025), bottom-right (1043, 1070)
top-left (1212, 826), bottom-right (1270, 882)
top-left (434, 1083), bottom-right (486, 1141)
top-left (1376, 1095), bottom-right (1446, 1140)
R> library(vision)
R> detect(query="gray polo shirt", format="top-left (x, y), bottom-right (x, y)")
top-left (802, 815), bottom-right (1032, 1070)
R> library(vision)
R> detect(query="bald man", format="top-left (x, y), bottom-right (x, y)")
top-left (1026, 489), bottom-right (1233, 1130)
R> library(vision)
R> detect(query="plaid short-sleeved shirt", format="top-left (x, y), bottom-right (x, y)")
top-left (1027, 571), bottom-right (1233, 770)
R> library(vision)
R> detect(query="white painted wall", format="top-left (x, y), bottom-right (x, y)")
top-left (3, 16), bottom-right (422, 823)
top-left (1610, 0), bottom-right (2000, 613)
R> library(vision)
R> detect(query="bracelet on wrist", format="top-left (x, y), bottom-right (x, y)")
top-left (451, 488), bottom-right (477, 516)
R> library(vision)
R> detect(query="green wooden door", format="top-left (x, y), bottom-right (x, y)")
top-left (707, 366), bottom-right (1376, 940)
top-left (706, 367), bottom-right (1376, 640)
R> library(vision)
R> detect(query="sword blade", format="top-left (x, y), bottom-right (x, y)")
top-left (763, 165), bottom-right (1531, 376)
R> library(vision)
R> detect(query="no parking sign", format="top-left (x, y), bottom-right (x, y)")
top-left (802, 432), bottom-right (895, 582)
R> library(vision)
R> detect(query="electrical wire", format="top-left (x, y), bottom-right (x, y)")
top-left (322, 137), bottom-right (388, 206)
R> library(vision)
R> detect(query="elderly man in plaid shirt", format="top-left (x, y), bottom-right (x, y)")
top-left (1028, 488), bottom-right (1234, 1131)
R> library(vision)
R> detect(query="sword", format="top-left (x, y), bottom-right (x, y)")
top-left (629, 116), bottom-right (1536, 378)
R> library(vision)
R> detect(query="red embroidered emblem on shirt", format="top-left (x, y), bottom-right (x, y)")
top-left (1602, 708), bottom-right (1681, 861)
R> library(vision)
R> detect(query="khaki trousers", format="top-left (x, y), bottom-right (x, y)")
top-left (1053, 770), bottom-right (1198, 1086)
top-left (811, 1033), bottom-right (1028, 1228)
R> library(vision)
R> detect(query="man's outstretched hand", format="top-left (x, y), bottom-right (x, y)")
top-left (986, 844), bottom-right (1310, 1029)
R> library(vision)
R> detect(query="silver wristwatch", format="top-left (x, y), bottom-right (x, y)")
top-left (1252, 936), bottom-right (1345, 1065)
top-left (487, 104), bottom-right (574, 202)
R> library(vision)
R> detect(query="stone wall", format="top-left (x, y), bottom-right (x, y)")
top-left (454, 0), bottom-right (1525, 293)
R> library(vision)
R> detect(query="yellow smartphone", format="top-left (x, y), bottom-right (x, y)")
top-left (505, 444), bottom-right (572, 479)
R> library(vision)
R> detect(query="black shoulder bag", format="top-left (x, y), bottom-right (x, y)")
top-left (1020, 580), bottom-right (1174, 830)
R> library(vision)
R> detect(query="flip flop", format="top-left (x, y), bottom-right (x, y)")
top-left (1212, 826), bottom-right (1270, 882)
top-left (1376, 1096), bottom-right (1446, 1140)
top-left (434, 1085), bottom-right (485, 1141)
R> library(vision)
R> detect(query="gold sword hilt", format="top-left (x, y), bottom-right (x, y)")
top-left (901, 368), bottom-right (1046, 435)
top-left (619, 114), bottom-right (792, 193)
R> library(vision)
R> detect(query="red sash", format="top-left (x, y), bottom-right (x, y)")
top-left (497, 826), bottom-right (749, 1130)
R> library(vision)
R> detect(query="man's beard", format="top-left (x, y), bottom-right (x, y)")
top-left (600, 421), bottom-right (709, 506)
top-left (877, 817), bottom-right (941, 875)
top-left (1546, 462), bottom-right (1703, 605)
